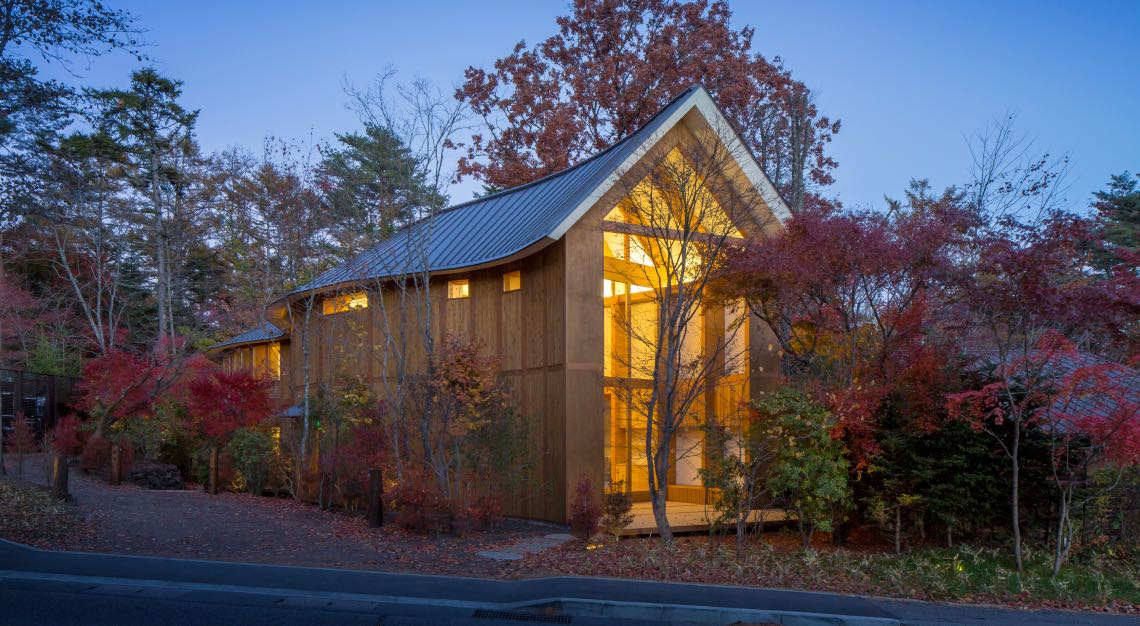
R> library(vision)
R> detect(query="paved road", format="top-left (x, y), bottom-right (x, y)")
top-left (2, 539), bottom-right (1136, 625)
top-left (1, 585), bottom-right (670, 626)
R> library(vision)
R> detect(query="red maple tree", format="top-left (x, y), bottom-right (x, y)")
top-left (456, 0), bottom-right (839, 211)
top-left (947, 211), bottom-right (1140, 573)
top-left (721, 183), bottom-right (977, 468)
top-left (186, 367), bottom-right (277, 443)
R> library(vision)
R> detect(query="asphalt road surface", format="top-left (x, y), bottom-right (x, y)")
top-left (3, 538), bottom-right (1138, 626)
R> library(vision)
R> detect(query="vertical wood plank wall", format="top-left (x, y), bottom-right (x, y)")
top-left (281, 241), bottom-right (570, 523)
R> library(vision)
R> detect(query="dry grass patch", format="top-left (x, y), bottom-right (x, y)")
top-left (520, 534), bottom-right (1140, 613)
top-left (0, 476), bottom-right (84, 547)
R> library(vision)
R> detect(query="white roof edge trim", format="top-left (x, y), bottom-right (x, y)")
top-left (690, 90), bottom-right (793, 224)
top-left (547, 87), bottom-right (790, 241)
top-left (548, 90), bottom-right (699, 240)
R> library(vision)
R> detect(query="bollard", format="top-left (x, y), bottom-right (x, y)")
top-left (51, 454), bottom-right (69, 499)
top-left (208, 446), bottom-right (219, 495)
top-left (367, 468), bottom-right (383, 528)
top-left (109, 444), bottom-right (122, 485)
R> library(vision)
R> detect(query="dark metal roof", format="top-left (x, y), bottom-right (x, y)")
top-left (207, 321), bottom-right (285, 352)
top-left (971, 349), bottom-right (1140, 424)
top-left (290, 85), bottom-right (705, 295)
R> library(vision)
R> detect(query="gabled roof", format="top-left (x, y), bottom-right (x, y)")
top-left (206, 321), bottom-right (284, 353)
top-left (290, 85), bottom-right (790, 296)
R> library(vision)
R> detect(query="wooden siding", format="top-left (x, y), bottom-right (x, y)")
top-left (263, 122), bottom-right (785, 525)
top-left (278, 240), bottom-right (569, 522)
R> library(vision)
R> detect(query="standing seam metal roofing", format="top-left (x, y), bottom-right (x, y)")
top-left (290, 85), bottom-right (703, 295)
top-left (206, 321), bottom-right (284, 352)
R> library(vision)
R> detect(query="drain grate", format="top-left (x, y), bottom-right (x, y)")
top-left (471, 609), bottom-right (572, 623)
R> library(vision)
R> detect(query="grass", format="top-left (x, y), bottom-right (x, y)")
top-left (853, 543), bottom-right (1139, 608)
top-left (523, 533), bottom-right (1140, 612)
top-left (0, 476), bottom-right (84, 547)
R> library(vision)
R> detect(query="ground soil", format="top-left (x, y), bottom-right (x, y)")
top-left (9, 454), bottom-right (556, 577)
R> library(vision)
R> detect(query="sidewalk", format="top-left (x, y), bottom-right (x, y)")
top-left (1, 538), bottom-right (1135, 625)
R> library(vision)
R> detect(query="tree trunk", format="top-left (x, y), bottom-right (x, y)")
top-left (368, 468), bottom-right (383, 528)
top-left (51, 454), bottom-right (69, 499)
top-left (894, 504), bottom-right (902, 554)
top-left (1052, 488), bottom-right (1074, 579)
top-left (151, 147), bottom-right (169, 351)
top-left (1011, 424), bottom-right (1023, 573)
top-left (736, 514), bottom-right (748, 557)
top-left (649, 488), bottom-right (672, 543)
top-left (208, 445), bottom-right (219, 495)
top-left (646, 418), bottom-right (673, 543)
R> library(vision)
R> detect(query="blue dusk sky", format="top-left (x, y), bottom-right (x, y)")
top-left (38, 0), bottom-right (1140, 212)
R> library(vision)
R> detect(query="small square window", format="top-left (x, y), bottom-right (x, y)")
top-left (503, 271), bottom-right (521, 292)
top-left (447, 279), bottom-right (470, 299)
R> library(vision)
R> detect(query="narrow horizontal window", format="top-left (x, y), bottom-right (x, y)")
top-left (322, 291), bottom-right (368, 315)
top-left (503, 271), bottom-right (521, 292)
top-left (448, 279), bottom-right (470, 299)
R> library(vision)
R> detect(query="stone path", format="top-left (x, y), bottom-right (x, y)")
top-left (476, 532), bottom-right (575, 561)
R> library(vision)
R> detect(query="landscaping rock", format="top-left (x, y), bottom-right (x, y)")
top-left (126, 463), bottom-right (185, 490)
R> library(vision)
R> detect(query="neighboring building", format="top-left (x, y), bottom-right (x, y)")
top-left (209, 86), bottom-right (790, 523)
top-left (206, 321), bottom-right (290, 400)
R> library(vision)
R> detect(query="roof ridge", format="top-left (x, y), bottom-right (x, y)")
top-left (424, 84), bottom-right (703, 217)
top-left (286, 84), bottom-right (709, 297)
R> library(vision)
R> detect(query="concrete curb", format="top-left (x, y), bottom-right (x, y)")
top-left (0, 569), bottom-right (900, 625)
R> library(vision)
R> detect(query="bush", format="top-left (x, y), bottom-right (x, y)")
top-left (452, 491), bottom-right (504, 535)
top-left (569, 474), bottom-right (602, 540)
top-left (126, 462), bottom-right (185, 490)
top-left (49, 415), bottom-right (84, 458)
top-left (393, 473), bottom-right (451, 534)
top-left (754, 388), bottom-right (852, 547)
top-left (225, 427), bottom-right (274, 495)
top-left (79, 434), bottom-right (134, 478)
top-left (602, 480), bottom-right (634, 538)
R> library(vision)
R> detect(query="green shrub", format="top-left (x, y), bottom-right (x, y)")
top-left (225, 427), bottom-right (274, 495)
top-left (754, 388), bottom-right (852, 547)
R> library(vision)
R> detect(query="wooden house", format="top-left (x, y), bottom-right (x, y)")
top-left (209, 86), bottom-right (789, 524)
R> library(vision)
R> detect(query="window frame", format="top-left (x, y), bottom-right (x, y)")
top-left (322, 291), bottom-right (369, 315)
top-left (502, 270), bottom-right (521, 293)
top-left (447, 278), bottom-right (470, 300)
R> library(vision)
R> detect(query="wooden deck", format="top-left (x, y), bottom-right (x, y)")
top-left (621, 501), bottom-right (789, 536)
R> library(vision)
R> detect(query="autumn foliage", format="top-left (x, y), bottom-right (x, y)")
top-left (722, 184), bottom-right (977, 469)
top-left (186, 367), bottom-right (277, 442)
top-left (568, 474), bottom-right (603, 540)
top-left (457, 0), bottom-right (838, 210)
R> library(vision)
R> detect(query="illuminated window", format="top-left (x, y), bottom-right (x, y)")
top-left (502, 271), bottom-right (521, 292)
top-left (253, 344), bottom-right (267, 375)
top-left (447, 279), bottom-right (469, 299)
top-left (322, 291), bottom-right (368, 315)
top-left (267, 342), bottom-right (281, 380)
top-left (724, 300), bottom-right (748, 376)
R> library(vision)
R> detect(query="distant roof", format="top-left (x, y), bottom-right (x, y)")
top-left (972, 349), bottom-right (1140, 423)
top-left (1044, 351), bottom-right (1140, 423)
top-left (207, 321), bottom-right (284, 353)
top-left (289, 85), bottom-right (789, 297)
